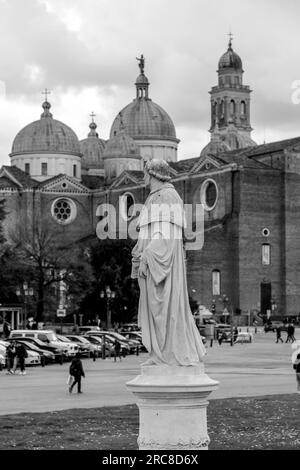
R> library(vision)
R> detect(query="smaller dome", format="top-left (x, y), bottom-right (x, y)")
top-left (80, 120), bottom-right (106, 170)
top-left (104, 130), bottom-right (140, 161)
top-left (218, 41), bottom-right (243, 71)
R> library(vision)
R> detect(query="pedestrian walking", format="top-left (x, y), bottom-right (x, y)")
top-left (233, 327), bottom-right (239, 343)
top-left (293, 353), bottom-right (300, 393)
top-left (286, 323), bottom-right (296, 343)
top-left (114, 340), bottom-right (122, 362)
top-left (275, 326), bottom-right (283, 343)
top-left (6, 341), bottom-right (16, 374)
top-left (13, 342), bottom-right (28, 375)
top-left (69, 353), bottom-right (85, 394)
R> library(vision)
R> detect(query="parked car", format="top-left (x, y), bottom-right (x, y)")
top-left (9, 337), bottom-right (63, 362)
top-left (0, 352), bottom-right (5, 368)
top-left (86, 335), bottom-right (114, 357)
top-left (121, 324), bottom-right (140, 332)
top-left (100, 331), bottom-right (139, 354)
top-left (78, 326), bottom-right (101, 334)
top-left (65, 335), bottom-right (97, 357)
top-left (119, 331), bottom-right (147, 351)
top-left (7, 339), bottom-right (55, 364)
top-left (10, 330), bottom-right (77, 358)
top-left (86, 333), bottom-right (130, 355)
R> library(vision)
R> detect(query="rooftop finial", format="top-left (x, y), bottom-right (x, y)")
top-left (88, 112), bottom-right (98, 136)
top-left (136, 54), bottom-right (145, 74)
top-left (41, 88), bottom-right (51, 102)
top-left (228, 31), bottom-right (233, 49)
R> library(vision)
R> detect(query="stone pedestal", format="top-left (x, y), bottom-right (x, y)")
top-left (126, 363), bottom-right (219, 450)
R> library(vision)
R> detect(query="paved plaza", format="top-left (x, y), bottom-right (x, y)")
top-left (0, 328), bottom-right (298, 416)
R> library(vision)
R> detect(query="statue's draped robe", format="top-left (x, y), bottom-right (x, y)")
top-left (132, 183), bottom-right (206, 366)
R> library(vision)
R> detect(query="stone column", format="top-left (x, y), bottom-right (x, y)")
top-left (127, 363), bottom-right (218, 450)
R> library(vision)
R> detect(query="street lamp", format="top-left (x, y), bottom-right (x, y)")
top-left (100, 286), bottom-right (116, 331)
top-left (16, 283), bottom-right (34, 328)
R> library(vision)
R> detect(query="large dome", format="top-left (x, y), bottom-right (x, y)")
top-left (80, 121), bottom-right (106, 170)
top-left (10, 101), bottom-right (81, 157)
top-left (218, 41), bottom-right (243, 71)
top-left (110, 98), bottom-right (177, 141)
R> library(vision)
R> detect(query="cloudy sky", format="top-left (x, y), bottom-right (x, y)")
top-left (0, 0), bottom-right (300, 166)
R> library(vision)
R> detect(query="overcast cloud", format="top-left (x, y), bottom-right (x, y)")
top-left (0, 0), bottom-right (300, 166)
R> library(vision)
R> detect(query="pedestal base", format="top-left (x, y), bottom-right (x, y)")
top-left (126, 363), bottom-right (219, 450)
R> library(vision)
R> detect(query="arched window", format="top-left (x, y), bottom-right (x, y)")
top-left (212, 270), bottom-right (220, 296)
top-left (230, 100), bottom-right (236, 115)
top-left (241, 101), bottom-right (246, 115)
top-left (220, 100), bottom-right (225, 116)
top-left (262, 244), bottom-right (271, 265)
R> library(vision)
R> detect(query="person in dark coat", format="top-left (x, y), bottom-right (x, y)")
top-left (275, 326), bottom-right (283, 343)
top-left (286, 324), bottom-right (295, 343)
top-left (6, 341), bottom-right (16, 374)
top-left (13, 342), bottom-right (28, 375)
top-left (69, 353), bottom-right (85, 394)
top-left (114, 340), bottom-right (122, 362)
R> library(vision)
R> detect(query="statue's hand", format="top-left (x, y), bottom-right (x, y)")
top-left (138, 259), bottom-right (148, 278)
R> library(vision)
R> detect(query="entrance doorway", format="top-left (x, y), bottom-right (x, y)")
top-left (260, 282), bottom-right (271, 315)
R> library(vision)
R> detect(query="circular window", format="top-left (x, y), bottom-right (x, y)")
top-left (262, 228), bottom-right (270, 237)
top-left (200, 179), bottom-right (218, 211)
top-left (51, 198), bottom-right (77, 225)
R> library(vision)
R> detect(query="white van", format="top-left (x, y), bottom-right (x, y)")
top-left (10, 330), bottom-right (78, 357)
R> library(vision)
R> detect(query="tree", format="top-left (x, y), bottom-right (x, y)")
top-left (9, 217), bottom-right (95, 322)
top-left (80, 239), bottom-right (140, 326)
top-left (0, 199), bottom-right (6, 247)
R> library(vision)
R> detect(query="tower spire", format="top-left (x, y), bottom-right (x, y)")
top-left (228, 31), bottom-right (233, 49)
top-left (88, 112), bottom-right (98, 137)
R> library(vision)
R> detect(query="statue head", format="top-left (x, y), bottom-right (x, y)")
top-left (144, 159), bottom-right (172, 187)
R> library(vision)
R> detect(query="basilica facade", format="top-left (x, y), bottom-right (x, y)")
top-left (1, 41), bottom-right (300, 318)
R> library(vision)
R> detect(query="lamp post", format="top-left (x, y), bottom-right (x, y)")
top-left (16, 283), bottom-right (34, 329)
top-left (100, 286), bottom-right (116, 360)
top-left (218, 294), bottom-right (234, 346)
top-left (100, 286), bottom-right (116, 331)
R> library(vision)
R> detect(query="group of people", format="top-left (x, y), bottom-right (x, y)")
top-left (5, 341), bottom-right (28, 375)
top-left (275, 323), bottom-right (296, 343)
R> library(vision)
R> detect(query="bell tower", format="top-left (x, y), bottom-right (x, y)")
top-left (208, 35), bottom-right (256, 150)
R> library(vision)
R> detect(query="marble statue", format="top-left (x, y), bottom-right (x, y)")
top-left (131, 159), bottom-right (206, 366)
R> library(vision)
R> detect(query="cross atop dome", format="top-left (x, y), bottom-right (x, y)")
top-left (228, 31), bottom-right (233, 49)
top-left (41, 88), bottom-right (51, 102)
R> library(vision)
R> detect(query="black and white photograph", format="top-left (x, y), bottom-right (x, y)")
top-left (0, 0), bottom-right (299, 456)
